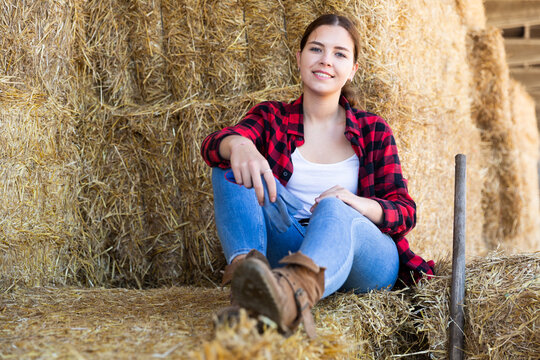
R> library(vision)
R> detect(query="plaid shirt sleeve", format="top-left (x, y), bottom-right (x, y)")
top-left (201, 103), bottom-right (270, 169)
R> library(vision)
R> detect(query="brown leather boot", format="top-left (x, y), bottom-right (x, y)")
top-left (215, 249), bottom-right (271, 326)
top-left (221, 249), bottom-right (270, 288)
top-left (231, 251), bottom-right (325, 338)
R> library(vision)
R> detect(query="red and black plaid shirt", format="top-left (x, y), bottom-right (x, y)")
top-left (201, 95), bottom-right (434, 286)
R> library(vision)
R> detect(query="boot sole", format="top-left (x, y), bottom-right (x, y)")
top-left (231, 259), bottom-right (286, 331)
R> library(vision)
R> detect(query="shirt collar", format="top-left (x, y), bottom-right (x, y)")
top-left (286, 94), bottom-right (362, 137)
top-left (286, 95), bottom-right (304, 136)
top-left (340, 95), bottom-right (362, 137)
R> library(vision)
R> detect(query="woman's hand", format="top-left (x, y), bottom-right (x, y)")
top-left (311, 185), bottom-right (384, 225)
top-left (219, 135), bottom-right (277, 205)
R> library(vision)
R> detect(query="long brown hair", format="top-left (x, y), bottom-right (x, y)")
top-left (299, 14), bottom-right (361, 107)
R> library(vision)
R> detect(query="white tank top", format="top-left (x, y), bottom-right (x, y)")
top-left (286, 148), bottom-right (360, 219)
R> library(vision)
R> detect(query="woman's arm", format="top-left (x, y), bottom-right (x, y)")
top-left (201, 102), bottom-right (282, 205)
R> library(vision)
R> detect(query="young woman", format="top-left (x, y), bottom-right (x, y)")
top-left (201, 14), bottom-right (434, 338)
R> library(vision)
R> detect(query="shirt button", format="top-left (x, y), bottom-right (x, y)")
top-left (283, 171), bottom-right (289, 176)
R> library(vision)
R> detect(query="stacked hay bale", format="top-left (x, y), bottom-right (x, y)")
top-left (509, 79), bottom-right (540, 251)
top-left (414, 253), bottom-right (539, 359)
top-left (0, 1), bottom-right (79, 287)
top-left (455, 0), bottom-right (486, 30)
top-left (0, 96), bottom-right (78, 287)
top-left (69, 0), bottom-right (191, 287)
top-left (467, 27), bottom-right (540, 252)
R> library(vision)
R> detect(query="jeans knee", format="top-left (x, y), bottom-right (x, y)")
top-left (314, 197), bottom-right (345, 214)
top-left (314, 197), bottom-right (364, 221)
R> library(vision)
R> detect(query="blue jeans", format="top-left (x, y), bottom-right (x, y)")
top-left (212, 168), bottom-right (399, 298)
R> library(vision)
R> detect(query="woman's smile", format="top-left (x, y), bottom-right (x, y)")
top-left (313, 70), bottom-right (334, 79)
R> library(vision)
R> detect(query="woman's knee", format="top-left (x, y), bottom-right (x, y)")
top-left (349, 234), bottom-right (399, 291)
top-left (312, 197), bottom-right (348, 216)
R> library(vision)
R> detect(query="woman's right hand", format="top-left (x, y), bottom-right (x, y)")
top-left (219, 135), bottom-right (277, 205)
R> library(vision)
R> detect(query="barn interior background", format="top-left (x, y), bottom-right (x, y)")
top-left (1, 0), bottom-right (538, 358)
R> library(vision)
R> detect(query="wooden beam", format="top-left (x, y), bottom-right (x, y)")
top-left (510, 69), bottom-right (540, 88)
top-left (531, 93), bottom-right (540, 118)
top-left (486, 1), bottom-right (540, 28)
top-left (530, 87), bottom-right (540, 96)
top-left (505, 39), bottom-right (540, 66)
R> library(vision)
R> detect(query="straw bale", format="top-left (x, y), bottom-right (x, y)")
top-left (161, 0), bottom-right (208, 100)
top-left (124, 0), bottom-right (168, 104)
top-left (468, 28), bottom-right (525, 250)
top-left (3, 0), bottom-right (532, 289)
top-left (2, 253), bottom-right (538, 359)
top-left (0, 95), bottom-right (79, 287)
top-left (243, 0), bottom-right (291, 90)
top-left (508, 79), bottom-right (540, 251)
top-left (0, 0), bottom-right (73, 98)
top-left (71, 0), bottom-right (489, 286)
top-left (162, 0), bottom-right (250, 99)
top-left (201, 0), bottom-right (250, 98)
top-left (0, 1), bottom-right (78, 287)
top-left (455, 0), bottom-right (487, 30)
top-left (73, 105), bottom-right (189, 288)
top-left (73, 0), bottom-right (137, 106)
top-left (414, 252), bottom-right (540, 359)
top-left (71, 0), bottom-right (168, 107)
top-left (67, 0), bottom-right (205, 287)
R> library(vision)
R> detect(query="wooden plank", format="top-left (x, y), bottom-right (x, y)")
top-left (532, 98), bottom-right (540, 108)
top-left (527, 90), bottom-right (540, 113)
top-left (506, 39), bottom-right (540, 65)
top-left (510, 69), bottom-right (540, 88)
top-left (486, 1), bottom-right (540, 28)
top-left (449, 154), bottom-right (467, 360)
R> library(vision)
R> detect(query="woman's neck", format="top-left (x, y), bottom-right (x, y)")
top-left (302, 89), bottom-right (342, 124)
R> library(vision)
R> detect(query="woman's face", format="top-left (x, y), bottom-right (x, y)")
top-left (296, 25), bottom-right (358, 98)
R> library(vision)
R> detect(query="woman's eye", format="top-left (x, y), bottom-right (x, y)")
top-left (309, 47), bottom-right (322, 52)
top-left (336, 52), bottom-right (346, 58)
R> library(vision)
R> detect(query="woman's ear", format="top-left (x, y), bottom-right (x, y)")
top-left (349, 62), bottom-right (359, 81)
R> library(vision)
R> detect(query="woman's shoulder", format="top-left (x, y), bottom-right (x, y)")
top-left (246, 100), bottom-right (292, 116)
top-left (349, 107), bottom-right (392, 132)
top-left (245, 99), bottom-right (301, 122)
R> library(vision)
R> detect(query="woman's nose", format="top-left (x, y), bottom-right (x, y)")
top-left (319, 52), bottom-right (331, 66)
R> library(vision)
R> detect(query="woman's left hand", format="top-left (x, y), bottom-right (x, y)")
top-left (310, 185), bottom-right (355, 212)
top-left (311, 185), bottom-right (384, 225)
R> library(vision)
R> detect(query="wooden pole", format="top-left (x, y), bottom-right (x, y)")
top-left (449, 154), bottom-right (466, 360)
